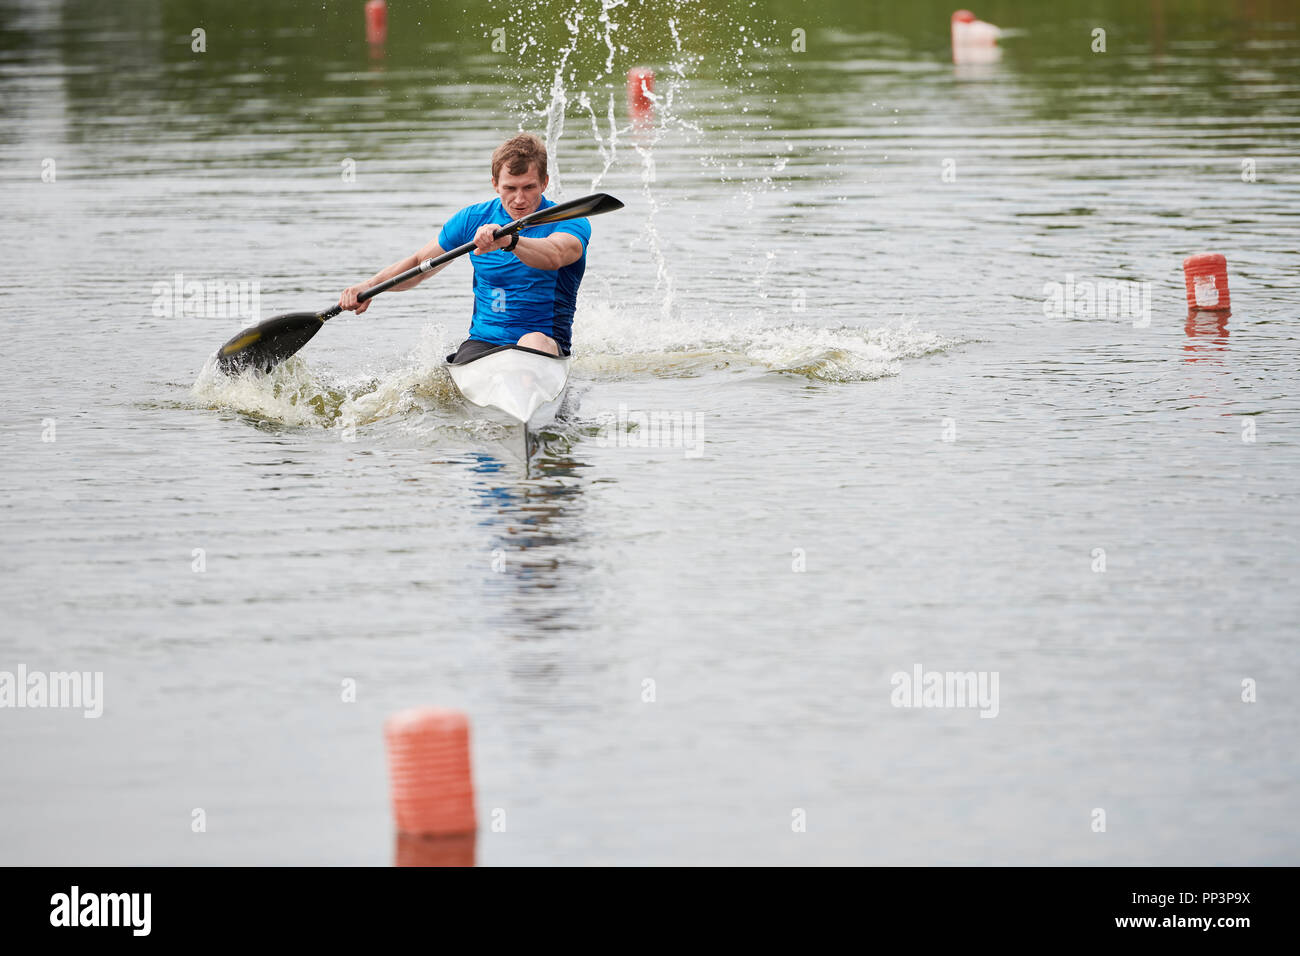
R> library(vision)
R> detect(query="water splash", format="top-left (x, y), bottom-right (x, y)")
top-left (190, 327), bottom-right (462, 430)
top-left (485, 0), bottom-right (784, 323)
top-left (572, 300), bottom-right (962, 383)
top-left (190, 354), bottom-right (350, 427)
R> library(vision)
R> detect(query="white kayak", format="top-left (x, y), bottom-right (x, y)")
top-left (446, 344), bottom-right (571, 428)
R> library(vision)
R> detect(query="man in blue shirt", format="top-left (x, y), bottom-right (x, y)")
top-left (338, 133), bottom-right (590, 358)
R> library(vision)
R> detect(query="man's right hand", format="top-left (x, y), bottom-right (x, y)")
top-left (338, 285), bottom-right (371, 314)
top-left (473, 223), bottom-right (512, 255)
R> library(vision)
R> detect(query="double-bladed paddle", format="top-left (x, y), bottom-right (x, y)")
top-left (214, 192), bottom-right (624, 374)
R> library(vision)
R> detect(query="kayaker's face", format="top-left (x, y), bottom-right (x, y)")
top-left (493, 165), bottom-right (547, 218)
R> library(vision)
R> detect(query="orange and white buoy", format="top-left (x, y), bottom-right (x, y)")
top-left (951, 10), bottom-right (1002, 64)
top-left (365, 0), bottom-right (387, 46)
top-left (627, 67), bottom-right (655, 121)
top-left (384, 707), bottom-right (477, 837)
top-left (1183, 253), bottom-right (1231, 311)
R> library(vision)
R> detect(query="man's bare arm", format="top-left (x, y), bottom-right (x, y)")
top-left (513, 233), bottom-right (584, 271)
top-left (338, 237), bottom-right (451, 313)
top-left (470, 224), bottom-right (583, 271)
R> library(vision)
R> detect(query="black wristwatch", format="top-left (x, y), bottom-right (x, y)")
top-left (505, 233), bottom-right (520, 253)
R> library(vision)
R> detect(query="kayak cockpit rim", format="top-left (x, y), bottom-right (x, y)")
top-left (445, 343), bottom-right (572, 365)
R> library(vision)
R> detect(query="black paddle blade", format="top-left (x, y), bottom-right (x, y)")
top-left (216, 311), bottom-right (325, 374)
top-left (521, 192), bottom-right (624, 227)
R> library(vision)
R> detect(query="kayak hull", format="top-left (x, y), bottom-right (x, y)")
top-left (446, 345), bottom-right (571, 428)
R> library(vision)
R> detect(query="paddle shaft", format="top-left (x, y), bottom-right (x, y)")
top-left (318, 229), bottom-right (510, 320)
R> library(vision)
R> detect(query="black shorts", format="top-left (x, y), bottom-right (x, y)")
top-left (446, 339), bottom-right (504, 364)
top-left (446, 338), bottom-right (570, 364)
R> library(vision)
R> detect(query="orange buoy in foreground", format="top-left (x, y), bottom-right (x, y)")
top-left (1183, 253), bottom-right (1231, 311)
top-left (395, 831), bottom-right (477, 867)
top-left (365, 0), bottom-right (387, 46)
top-left (628, 67), bottom-right (655, 119)
top-left (384, 707), bottom-right (476, 836)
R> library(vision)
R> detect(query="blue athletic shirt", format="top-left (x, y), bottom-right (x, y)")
top-left (437, 195), bottom-right (591, 353)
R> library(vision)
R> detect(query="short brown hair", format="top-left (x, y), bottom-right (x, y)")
top-left (491, 133), bottom-right (548, 183)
